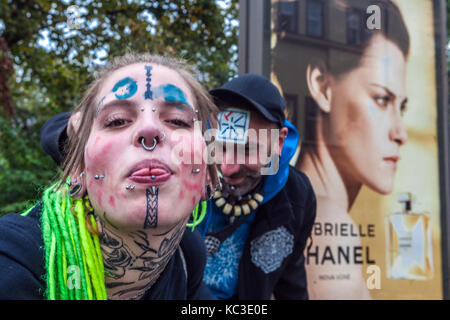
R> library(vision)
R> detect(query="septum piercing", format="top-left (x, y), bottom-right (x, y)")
top-left (141, 137), bottom-right (157, 151)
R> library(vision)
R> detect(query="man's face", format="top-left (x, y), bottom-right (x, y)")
top-left (217, 108), bottom-right (287, 197)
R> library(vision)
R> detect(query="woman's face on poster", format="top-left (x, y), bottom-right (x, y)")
top-left (321, 34), bottom-right (408, 194)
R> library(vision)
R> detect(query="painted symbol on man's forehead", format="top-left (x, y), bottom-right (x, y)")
top-left (217, 108), bottom-right (250, 145)
top-left (112, 77), bottom-right (138, 100)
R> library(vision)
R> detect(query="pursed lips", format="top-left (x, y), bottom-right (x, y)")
top-left (127, 159), bottom-right (173, 184)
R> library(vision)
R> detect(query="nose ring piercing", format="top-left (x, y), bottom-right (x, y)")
top-left (141, 137), bottom-right (158, 151)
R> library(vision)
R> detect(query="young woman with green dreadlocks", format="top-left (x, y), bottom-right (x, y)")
top-left (0, 53), bottom-right (220, 300)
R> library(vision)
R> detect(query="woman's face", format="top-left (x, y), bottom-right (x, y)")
top-left (84, 63), bottom-right (207, 231)
top-left (325, 35), bottom-right (408, 194)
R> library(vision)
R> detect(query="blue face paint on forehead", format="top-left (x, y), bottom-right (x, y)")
top-left (112, 77), bottom-right (138, 100)
top-left (152, 84), bottom-right (193, 109)
top-left (144, 65), bottom-right (153, 100)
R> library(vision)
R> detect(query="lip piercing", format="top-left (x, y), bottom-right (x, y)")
top-left (126, 185), bottom-right (135, 190)
top-left (151, 175), bottom-right (156, 180)
top-left (141, 137), bottom-right (158, 151)
top-left (192, 168), bottom-right (201, 174)
top-left (230, 185), bottom-right (236, 191)
top-left (94, 175), bottom-right (105, 180)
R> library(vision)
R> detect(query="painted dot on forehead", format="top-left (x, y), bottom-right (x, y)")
top-left (112, 77), bottom-right (138, 100)
top-left (152, 84), bottom-right (193, 109)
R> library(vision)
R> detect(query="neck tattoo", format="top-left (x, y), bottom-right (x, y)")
top-left (98, 217), bottom-right (186, 300)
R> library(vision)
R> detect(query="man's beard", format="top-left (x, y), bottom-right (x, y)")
top-left (222, 167), bottom-right (262, 199)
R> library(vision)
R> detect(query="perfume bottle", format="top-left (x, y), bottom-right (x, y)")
top-left (385, 193), bottom-right (433, 280)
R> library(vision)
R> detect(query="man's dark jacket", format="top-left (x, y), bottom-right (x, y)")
top-left (235, 166), bottom-right (316, 300)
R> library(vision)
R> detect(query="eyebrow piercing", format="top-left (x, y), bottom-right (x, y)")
top-left (126, 185), bottom-right (135, 190)
top-left (94, 175), bottom-right (105, 180)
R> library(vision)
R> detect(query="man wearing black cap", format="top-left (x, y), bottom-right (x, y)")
top-left (198, 74), bottom-right (316, 299)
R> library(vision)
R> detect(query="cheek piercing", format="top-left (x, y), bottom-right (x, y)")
top-left (125, 185), bottom-right (135, 190)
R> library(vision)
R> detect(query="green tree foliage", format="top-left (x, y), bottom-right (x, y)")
top-left (0, 0), bottom-right (239, 215)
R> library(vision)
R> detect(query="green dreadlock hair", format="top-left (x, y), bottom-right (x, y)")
top-left (21, 183), bottom-right (208, 300)
top-left (39, 183), bottom-right (107, 300)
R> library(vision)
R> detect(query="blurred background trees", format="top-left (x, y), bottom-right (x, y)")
top-left (0, 0), bottom-right (239, 214)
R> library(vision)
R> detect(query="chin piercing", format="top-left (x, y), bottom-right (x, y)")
top-left (94, 175), bottom-right (105, 180)
top-left (141, 137), bottom-right (158, 151)
top-left (126, 185), bottom-right (135, 190)
top-left (192, 168), bottom-right (201, 174)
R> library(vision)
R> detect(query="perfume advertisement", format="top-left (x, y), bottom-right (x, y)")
top-left (270, 0), bottom-right (445, 299)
